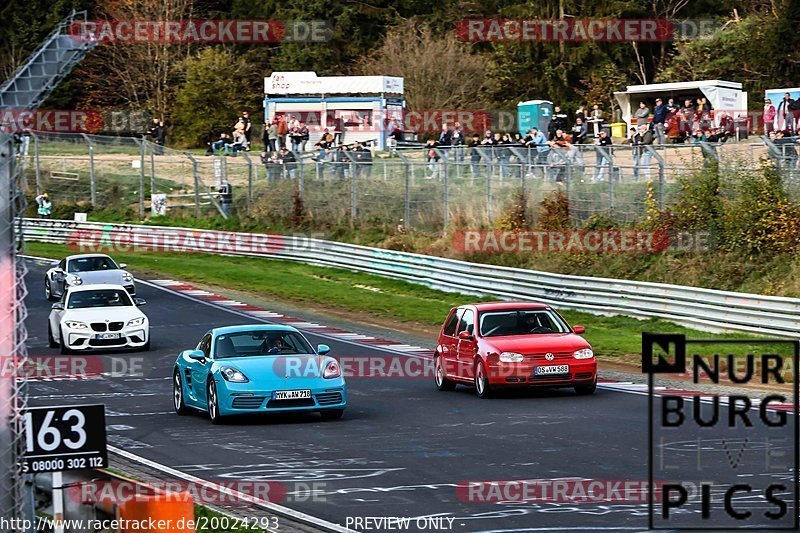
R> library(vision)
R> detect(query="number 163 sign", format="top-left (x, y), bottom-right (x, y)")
top-left (23, 405), bottom-right (107, 473)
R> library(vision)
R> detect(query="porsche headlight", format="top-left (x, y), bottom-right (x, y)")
top-left (323, 361), bottom-right (341, 379)
top-left (64, 321), bottom-right (88, 329)
top-left (499, 352), bottom-right (524, 363)
top-left (122, 272), bottom-right (134, 283)
top-left (67, 275), bottom-right (82, 286)
top-left (220, 366), bottom-right (249, 383)
top-left (126, 317), bottom-right (145, 327)
top-left (574, 348), bottom-right (594, 359)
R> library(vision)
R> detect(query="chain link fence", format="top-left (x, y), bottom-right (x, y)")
top-left (0, 132), bottom-right (31, 528)
top-left (19, 132), bottom-right (800, 231)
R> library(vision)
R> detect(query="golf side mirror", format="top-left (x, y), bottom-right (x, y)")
top-left (573, 325), bottom-right (586, 334)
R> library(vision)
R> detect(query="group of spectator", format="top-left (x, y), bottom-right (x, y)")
top-left (262, 114), bottom-right (314, 153)
top-left (309, 141), bottom-right (373, 179)
top-left (763, 92), bottom-right (800, 135)
top-left (207, 111), bottom-right (253, 155)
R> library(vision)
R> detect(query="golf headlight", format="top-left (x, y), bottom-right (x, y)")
top-left (220, 366), bottom-right (249, 383)
top-left (126, 317), bottom-right (145, 327)
top-left (64, 321), bottom-right (88, 329)
top-left (574, 348), bottom-right (594, 359)
top-left (67, 275), bottom-right (82, 285)
top-left (122, 272), bottom-right (133, 283)
top-left (499, 352), bottom-right (524, 363)
top-left (323, 361), bottom-right (341, 379)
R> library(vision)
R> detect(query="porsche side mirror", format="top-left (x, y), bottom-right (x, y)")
top-left (317, 344), bottom-right (331, 355)
top-left (187, 350), bottom-right (205, 361)
top-left (119, 263), bottom-right (128, 269)
top-left (573, 325), bottom-right (586, 334)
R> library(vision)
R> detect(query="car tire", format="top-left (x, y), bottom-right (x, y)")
top-left (434, 356), bottom-right (457, 391)
top-left (474, 361), bottom-right (492, 399)
top-left (47, 322), bottom-right (58, 348)
top-left (140, 339), bottom-right (151, 352)
top-left (59, 327), bottom-right (72, 355)
top-left (575, 381), bottom-right (597, 395)
top-left (207, 380), bottom-right (224, 425)
top-left (45, 278), bottom-right (56, 301)
top-left (320, 409), bottom-right (344, 420)
top-left (173, 370), bottom-right (190, 416)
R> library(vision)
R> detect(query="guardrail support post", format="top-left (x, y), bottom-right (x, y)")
top-left (443, 160), bottom-right (449, 228)
top-left (350, 162), bottom-right (357, 220)
top-left (138, 140), bottom-right (145, 218)
top-left (149, 141), bottom-right (156, 200)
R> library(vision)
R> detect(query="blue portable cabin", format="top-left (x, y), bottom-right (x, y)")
top-left (517, 100), bottom-right (553, 136)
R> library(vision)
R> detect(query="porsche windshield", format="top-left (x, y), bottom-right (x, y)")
top-left (479, 309), bottom-right (570, 337)
top-left (214, 330), bottom-right (315, 358)
top-left (67, 289), bottom-right (133, 309)
top-left (68, 256), bottom-right (118, 273)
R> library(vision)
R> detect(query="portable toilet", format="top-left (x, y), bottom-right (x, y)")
top-left (517, 100), bottom-right (553, 135)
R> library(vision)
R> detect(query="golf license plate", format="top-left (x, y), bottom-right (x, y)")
top-left (274, 389), bottom-right (312, 400)
top-left (534, 364), bottom-right (569, 376)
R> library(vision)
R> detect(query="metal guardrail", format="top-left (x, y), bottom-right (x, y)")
top-left (22, 218), bottom-right (800, 338)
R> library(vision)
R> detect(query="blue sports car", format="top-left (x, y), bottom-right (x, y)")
top-left (172, 324), bottom-right (346, 424)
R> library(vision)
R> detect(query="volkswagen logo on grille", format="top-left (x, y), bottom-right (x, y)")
top-left (545, 353), bottom-right (555, 361)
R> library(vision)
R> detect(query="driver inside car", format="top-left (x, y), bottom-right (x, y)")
top-left (523, 313), bottom-right (552, 333)
top-left (259, 336), bottom-right (285, 354)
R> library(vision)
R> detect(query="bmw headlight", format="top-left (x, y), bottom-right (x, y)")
top-left (64, 321), bottom-right (88, 329)
top-left (220, 366), bottom-right (249, 383)
top-left (499, 352), bottom-right (524, 363)
top-left (573, 348), bottom-right (594, 359)
top-left (126, 317), bottom-right (145, 327)
top-left (122, 272), bottom-right (134, 283)
top-left (67, 275), bottom-right (82, 286)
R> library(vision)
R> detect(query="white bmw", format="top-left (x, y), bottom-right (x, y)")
top-left (48, 284), bottom-right (150, 354)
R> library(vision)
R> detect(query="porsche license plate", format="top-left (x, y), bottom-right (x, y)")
top-left (273, 390), bottom-right (311, 400)
top-left (95, 333), bottom-right (120, 340)
top-left (534, 365), bottom-right (569, 376)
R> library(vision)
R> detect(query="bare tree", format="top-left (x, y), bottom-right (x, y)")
top-left (358, 20), bottom-right (490, 111)
top-left (94, 0), bottom-right (194, 119)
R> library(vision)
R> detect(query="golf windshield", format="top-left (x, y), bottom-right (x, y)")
top-left (67, 289), bottom-right (133, 309)
top-left (68, 256), bottom-right (118, 273)
top-left (479, 309), bottom-right (570, 337)
top-left (214, 330), bottom-right (315, 358)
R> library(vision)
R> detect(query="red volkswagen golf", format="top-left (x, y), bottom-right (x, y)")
top-left (434, 302), bottom-right (597, 398)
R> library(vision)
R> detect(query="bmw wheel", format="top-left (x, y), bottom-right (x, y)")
top-left (173, 370), bottom-right (190, 415)
top-left (475, 361), bottom-right (492, 399)
top-left (59, 327), bottom-right (72, 355)
top-left (47, 322), bottom-right (58, 348)
top-left (45, 278), bottom-right (56, 301)
top-left (434, 356), bottom-right (457, 391)
top-left (207, 380), bottom-right (224, 424)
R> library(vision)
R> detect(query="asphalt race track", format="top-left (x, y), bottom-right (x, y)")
top-left (23, 259), bottom-right (797, 532)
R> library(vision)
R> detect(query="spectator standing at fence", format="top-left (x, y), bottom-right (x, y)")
top-left (571, 118), bottom-right (588, 144)
top-left (764, 99), bottom-right (776, 135)
top-left (696, 97), bottom-right (713, 131)
top-left (681, 100), bottom-right (696, 140)
top-left (468, 134), bottom-right (482, 175)
top-left (778, 93), bottom-right (797, 132)
top-left (451, 122), bottom-right (465, 162)
top-left (666, 98), bottom-right (678, 114)
top-left (527, 127), bottom-right (550, 178)
top-left (289, 122), bottom-right (302, 152)
top-left (588, 104), bottom-right (604, 137)
top-left (241, 111), bottom-right (252, 150)
top-left (276, 115), bottom-right (288, 149)
top-left (299, 122), bottom-right (310, 152)
top-left (35, 193), bottom-right (52, 219)
top-left (575, 105), bottom-right (586, 123)
top-left (634, 123), bottom-right (655, 180)
top-left (652, 98), bottom-right (667, 145)
top-left (438, 124), bottom-right (452, 148)
top-left (279, 146), bottom-right (298, 179)
top-left (634, 101), bottom-right (650, 126)
top-left (549, 106), bottom-right (567, 140)
top-left (593, 130), bottom-right (612, 182)
top-left (354, 141), bottom-right (373, 178)
top-left (218, 180), bottom-right (232, 216)
top-left (425, 138), bottom-right (442, 179)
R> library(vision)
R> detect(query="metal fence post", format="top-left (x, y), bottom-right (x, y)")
top-left (32, 132), bottom-right (41, 195)
top-left (240, 152), bottom-right (254, 208)
top-left (185, 152), bottom-right (200, 218)
top-left (404, 162), bottom-right (411, 228)
top-left (138, 140), bottom-right (145, 218)
top-left (443, 159), bottom-right (449, 228)
top-left (149, 141), bottom-right (156, 199)
top-left (486, 172), bottom-right (492, 222)
top-left (350, 162), bottom-right (357, 219)
top-left (80, 133), bottom-right (96, 206)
